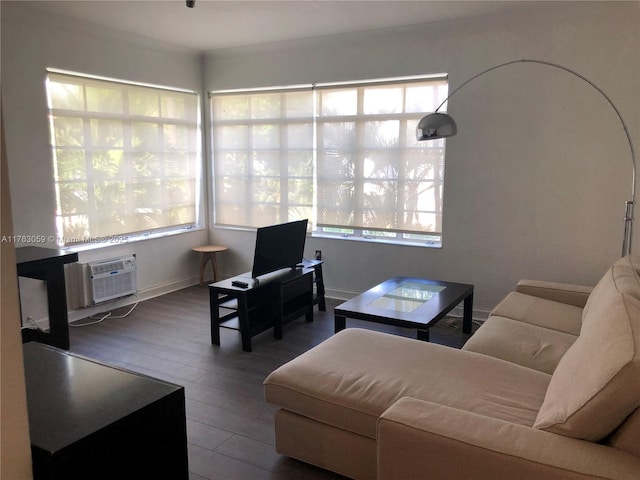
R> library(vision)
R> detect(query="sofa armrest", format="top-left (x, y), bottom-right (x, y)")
top-left (377, 398), bottom-right (640, 480)
top-left (515, 279), bottom-right (593, 308)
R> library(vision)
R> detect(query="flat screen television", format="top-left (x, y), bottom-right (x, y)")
top-left (251, 219), bottom-right (308, 279)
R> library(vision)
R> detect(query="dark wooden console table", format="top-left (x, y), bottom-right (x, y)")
top-left (17, 246), bottom-right (78, 350)
top-left (23, 342), bottom-right (189, 480)
top-left (209, 264), bottom-right (320, 352)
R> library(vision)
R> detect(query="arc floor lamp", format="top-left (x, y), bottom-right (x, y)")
top-left (416, 59), bottom-right (637, 257)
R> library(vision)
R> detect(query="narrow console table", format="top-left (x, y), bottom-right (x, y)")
top-left (23, 342), bottom-right (189, 480)
top-left (17, 246), bottom-right (78, 350)
top-left (209, 266), bottom-right (316, 352)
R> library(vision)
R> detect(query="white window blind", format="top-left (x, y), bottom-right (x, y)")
top-left (211, 87), bottom-right (314, 228)
top-left (46, 71), bottom-right (200, 245)
top-left (210, 75), bottom-right (448, 244)
top-left (315, 77), bottom-right (448, 236)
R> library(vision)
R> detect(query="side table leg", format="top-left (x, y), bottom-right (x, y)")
top-left (200, 254), bottom-right (212, 286)
top-left (211, 253), bottom-right (219, 282)
top-left (335, 315), bottom-right (346, 333)
top-left (463, 291), bottom-right (474, 334)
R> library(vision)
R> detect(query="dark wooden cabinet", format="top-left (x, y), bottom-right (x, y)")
top-left (23, 343), bottom-right (189, 480)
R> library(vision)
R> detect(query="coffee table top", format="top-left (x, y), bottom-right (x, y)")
top-left (335, 276), bottom-right (473, 329)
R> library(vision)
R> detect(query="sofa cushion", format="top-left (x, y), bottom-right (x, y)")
top-left (514, 279), bottom-right (593, 308)
top-left (491, 292), bottom-right (583, 335)
top-left (582, 255), bottom-right (640, 320)
top-left (462, 316), bottom-right (577, 374)
top-left (534, 256), bottom-right (640, 441)
top-left (264, 328), bottom-right (550, 440)
top-left (607, 407), bottom-right (640, 458)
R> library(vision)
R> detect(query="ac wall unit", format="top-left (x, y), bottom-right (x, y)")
top-left (88, 255), bottom-right (137, 304)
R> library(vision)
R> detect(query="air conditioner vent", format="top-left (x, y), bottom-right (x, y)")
top-left (91, 260), bottom-right (127, 275)
top-left (88, 255), bottom-right (137, 304)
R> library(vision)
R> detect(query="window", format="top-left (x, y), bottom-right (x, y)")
top-left (210, 75), bottom-right (448, 246)
top-left (211, 87), bottom-right (314, 228)
top-left (315, 77), bottom-right (448, 245)
top-left (46, 70), bottom-right (201, 246)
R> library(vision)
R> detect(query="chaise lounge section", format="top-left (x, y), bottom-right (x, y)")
top-left (263, 256), bottom-right (640, 479)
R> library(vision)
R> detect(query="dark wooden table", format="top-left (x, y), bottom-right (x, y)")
top-left (334, 276), bottom-right (474, 341)
top-left (17, 246), bottom-right (78, 349)
top-left (23, 342), bottom-right (189, 480)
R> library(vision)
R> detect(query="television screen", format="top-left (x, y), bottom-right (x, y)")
top-left (251, 219), bottom-right (308, 279)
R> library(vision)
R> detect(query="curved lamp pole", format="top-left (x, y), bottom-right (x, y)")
top-left (416, 59), bottom-right (636, 257)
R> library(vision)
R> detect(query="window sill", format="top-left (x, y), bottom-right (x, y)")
top-left (61, 225), bottom-right (205, 252)
top-left (310, 231), bottom-right (442, 248)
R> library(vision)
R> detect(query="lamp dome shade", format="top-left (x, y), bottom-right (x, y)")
top-left (416, 113), bottom-right (457, 141)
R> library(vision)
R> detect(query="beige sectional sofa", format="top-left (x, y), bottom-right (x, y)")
top-left (264, 255), bottom-right (640, 479)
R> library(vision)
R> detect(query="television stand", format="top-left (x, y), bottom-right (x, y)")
top-left (209, 265), bottom-right (319, 352)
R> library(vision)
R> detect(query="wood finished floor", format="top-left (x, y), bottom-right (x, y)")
top-left (68, 286), bottom-right (474, 480)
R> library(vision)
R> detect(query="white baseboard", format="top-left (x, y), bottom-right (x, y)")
top-left (67, 275), bottom-right (200, 323)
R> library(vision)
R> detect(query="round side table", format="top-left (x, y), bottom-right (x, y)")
top-left (192, 245), bottom-right (228, 285)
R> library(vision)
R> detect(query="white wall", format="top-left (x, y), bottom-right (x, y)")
top-left (1, 3), bottom-right (209, 321)
top-left (2, 2), bottom-right (638, 320)
top-left (203, 2), bottom-right (640, 315)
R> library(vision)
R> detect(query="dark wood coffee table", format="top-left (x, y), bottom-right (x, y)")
top-left (334, 276), bottom-right (474, 341)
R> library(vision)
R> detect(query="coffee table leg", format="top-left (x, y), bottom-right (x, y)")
top-left (463, 292), bottom-right (474, 334)
top-left (417, 329), bottom-right (430, 342)
top-left (335, 315), bottom-right (346, 333)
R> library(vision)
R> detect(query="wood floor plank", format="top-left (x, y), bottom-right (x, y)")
top-left (69, 285), bottom-right (472, 479)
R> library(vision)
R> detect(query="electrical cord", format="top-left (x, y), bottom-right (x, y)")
top-left (24, 316), bottom-right (45, 332)
top-left (70, 294), bottom-right (140, 327)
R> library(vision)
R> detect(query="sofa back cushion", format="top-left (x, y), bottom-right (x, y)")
top-left (533, 255), bottom-right (640, 441)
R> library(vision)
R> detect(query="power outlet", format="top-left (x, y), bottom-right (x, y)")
top-left (315, 250), bottom-right (322, 260)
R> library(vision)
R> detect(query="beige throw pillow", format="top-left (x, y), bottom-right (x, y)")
top-left (533, 256), bottom-right (640, 441)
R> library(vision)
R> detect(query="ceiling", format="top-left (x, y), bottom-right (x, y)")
top-left (12, 0), bottom-right (545, 52)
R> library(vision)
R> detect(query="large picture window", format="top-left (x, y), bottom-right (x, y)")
top-left (210, 75), bottom-right (448, 246)
top-left (46, 70), bottom-right (201, 246)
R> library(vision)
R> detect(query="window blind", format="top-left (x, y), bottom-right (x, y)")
top-left (210, 75), bottom-right (449, 242)
top-left (46, 71), bottom-right (200, 245)
top-left (211, 87), bottom-right (314, 228)
top-left (314, 76), bottom-right (448, 235)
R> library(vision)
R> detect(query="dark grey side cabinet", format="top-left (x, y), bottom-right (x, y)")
top-left (23, 342), bottom-right (189, 480)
